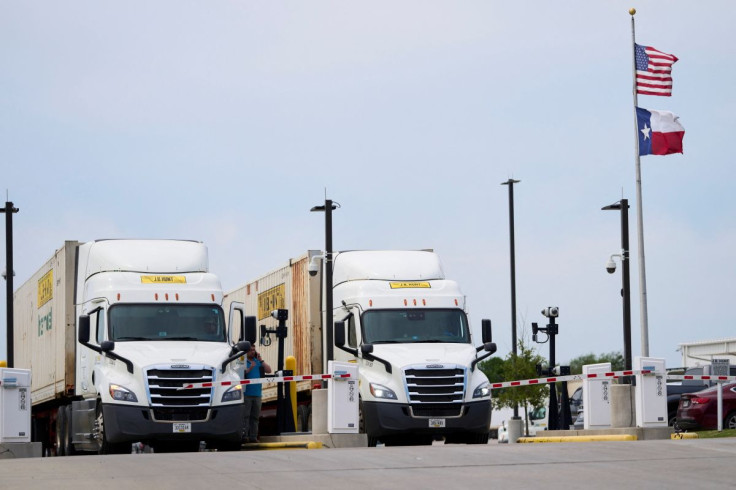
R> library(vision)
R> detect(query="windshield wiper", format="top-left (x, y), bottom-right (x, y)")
top-left (114, 336), bottom-right (149, 341)
top-left (161, 336), bottom-right (200, 341)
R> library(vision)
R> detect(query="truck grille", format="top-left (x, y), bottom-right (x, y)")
top-left (146, 365), bottom-right (214, 421)
top-left (404, 365), bottom-right (466, 406)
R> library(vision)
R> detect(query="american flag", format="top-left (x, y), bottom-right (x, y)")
top-left (635, 44), bottom-right (678, 96)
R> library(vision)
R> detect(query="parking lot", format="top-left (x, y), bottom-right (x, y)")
top-left (1, 438), bottom-right (733, 489)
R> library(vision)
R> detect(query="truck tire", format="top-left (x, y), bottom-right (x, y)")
top-left (63, 405), bottom-right (76, 456)
top-left (725, 412), bottom-right (736, 430)
top-left (467, 432), bottom-right (490, 445)
top-left (55, 406), bottom-right (66, 456)
top-left (297, 404), bottom-right (311, 433)
top-left (358, 399), bottom-right (378, 447)
top-left (95, 402), bottom-right (130, 455)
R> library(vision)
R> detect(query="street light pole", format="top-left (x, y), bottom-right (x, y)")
top-left (1, 201), bottom-right (19, 367)
top-left (501, 179), bottom-right (520, 419)
top-left (602, 199), bottom-right (632, 376)
top-left (311, 199), bottom-right (339, 370)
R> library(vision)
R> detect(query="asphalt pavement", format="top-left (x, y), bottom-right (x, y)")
top-left (0, 438), bottom-right (733, 489)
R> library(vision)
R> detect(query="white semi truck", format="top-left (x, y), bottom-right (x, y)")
top-left (224, 249), bottom-right (496, 445)
top-left (13, 239), bottom-right (253, 455)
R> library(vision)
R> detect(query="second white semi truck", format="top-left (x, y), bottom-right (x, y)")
top-left (224, 249), bottom-right (496, 445)
top-left (13, 239), bottom-right (253, 454)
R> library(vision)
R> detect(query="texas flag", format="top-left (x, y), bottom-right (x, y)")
top-left (636, 107), bottom-right (685, 156)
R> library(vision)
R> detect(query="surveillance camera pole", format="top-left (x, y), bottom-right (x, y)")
top-left (1, 201), bottom-right (19, 367)
top-left (311, 198), bottom-right (339, 372)
top-left (602, 199), bottom-right (632, 379)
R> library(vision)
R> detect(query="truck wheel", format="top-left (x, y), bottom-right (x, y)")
top-left (297, 404), bottom-right (311, 432)
top-left (358, 399), bottom-right (378, 447)
top-left (95, 402), bottom-right (129, 454)
top-left (55, 406), bottom-right (66, 456)
top-left (63, 405), bottom-right (76, 455)
top-left (467, 432), bottom-right (490, 445)
top-left (725, 412), bottom-right (736, 430)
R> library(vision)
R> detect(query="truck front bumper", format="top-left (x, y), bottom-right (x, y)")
top-left (103, 403), bottom-right (244, 444)
top-left (362, 399), bottom-right (491, 439)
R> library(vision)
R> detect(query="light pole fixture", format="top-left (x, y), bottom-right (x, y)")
top-left (311, 198), bottom-right (339, 368)
top-left (501, 178), bottom-right (520, 419)
top-left (602, 199), bottom-right (632, 376)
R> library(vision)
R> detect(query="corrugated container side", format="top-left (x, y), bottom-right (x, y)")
top-left (12, 241), bottom-right (78, 405)
top-left (224, 252), bottom-right (322, 404)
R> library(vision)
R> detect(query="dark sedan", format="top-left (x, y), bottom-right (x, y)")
top-left (676, 382), bottom-right (736, 430)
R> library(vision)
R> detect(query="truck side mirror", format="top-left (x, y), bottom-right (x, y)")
top-left (101, 340), bottom-right (115, 352)
top-left (78, 315), bottom-right (91, 344)
top-left (484, 342), bottom-right (497, 355)
top-left (481, 319), bottom-right (492, 344)
top-left (361, 344), bottom-right (374, 355)
top-left (244, 316), bottom-right (257, 344)
top-left (236, 341), bottom-right (251, 354)
top-left (334, 321), bottom-right (345, 347)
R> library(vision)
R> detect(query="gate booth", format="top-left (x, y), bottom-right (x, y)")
top-left (634, 357), bottom-right (668, 427)
top-left (0, 368), bottom-right (32, 443)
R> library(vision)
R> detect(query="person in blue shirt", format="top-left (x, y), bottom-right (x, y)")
top-left (242, 345), bottom-right (271, 443)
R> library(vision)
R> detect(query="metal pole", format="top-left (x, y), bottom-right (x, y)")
top-left (631, 10), bottom-right (650, 356)
top-left (502, 179), bottom-right (520, 419)
top-left (620, 199), bottom-right (633, 373)
top-left (2, 201), bottom-right (19, 367)
top-left (325, 199), bottom-right (334, 365)
top-left (717, 381), bottom-right (723, 431)
top-left (548, 317), bottom-right (559, 431)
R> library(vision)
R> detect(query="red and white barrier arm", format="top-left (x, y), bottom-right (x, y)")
top-left (488, 369), bottom-right (653, 390)
top-left (666, 374), bottom-right (736, 382)
top-left (178, 373), bottom-right (354, 390)
top-left (489, 371), bottom-right (736, 390)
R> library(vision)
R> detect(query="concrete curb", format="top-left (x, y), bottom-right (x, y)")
top-left (518, 435), bottom-right (637, 443)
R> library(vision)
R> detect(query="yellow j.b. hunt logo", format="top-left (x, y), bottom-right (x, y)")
top-left (141, 275), bottom-right (187, 284)
top-left (389, 282), bottom-right (431, 289)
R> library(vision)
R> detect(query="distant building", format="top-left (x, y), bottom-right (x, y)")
top-left (678, 338), bottom-right (736, 368)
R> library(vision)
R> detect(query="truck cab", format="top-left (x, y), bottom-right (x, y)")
top-left (329, 250), bottom-right (495, 446)
top-left (72, 240), bottom-right (250, 453)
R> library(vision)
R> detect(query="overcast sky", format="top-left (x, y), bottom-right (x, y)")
top-left (2, 1), bottom-right (734, 371)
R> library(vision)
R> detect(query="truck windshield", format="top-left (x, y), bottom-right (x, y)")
top-left (361, 309), bottom-right (470, 344)
top-left (108, 304), bottom-right (226, 342)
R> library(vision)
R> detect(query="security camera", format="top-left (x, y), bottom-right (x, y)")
top-left (308, 255), bottom-right (322, 277)
top-left (541, 307), bottom-right (559, 318)
top-left (606, 259), bottom-right (617, 274)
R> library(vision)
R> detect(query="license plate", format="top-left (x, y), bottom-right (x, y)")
top-left (428, 418), bottom-right (446, 428)
top-left (172, 422), bottom-right (191, 433)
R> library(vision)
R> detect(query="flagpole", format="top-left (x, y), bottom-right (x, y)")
top-left (630, 8), bottom-right (650, 357)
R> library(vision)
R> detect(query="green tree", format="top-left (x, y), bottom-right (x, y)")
top-left (568, 351), bottom-right (624, 374)
top-left (479, 336), bottom-right (548, 435)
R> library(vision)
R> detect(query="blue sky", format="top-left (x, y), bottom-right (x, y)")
top-left (1, 1), bottom-right (734, 370)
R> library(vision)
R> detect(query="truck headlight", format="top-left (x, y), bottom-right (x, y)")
top-left (109, 384), bottom-right (138, 402)
top-left (221, 385), bottom-right (243, 402)
top-left (472, 382), bottom-right (491, 399)
top-left (369, 383), bottom-right (397, 400)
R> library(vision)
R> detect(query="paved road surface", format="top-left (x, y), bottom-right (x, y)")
top-left (1, 439), bottom-right (732, 489)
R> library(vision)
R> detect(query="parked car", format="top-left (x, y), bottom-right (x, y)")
top-left (675, 382), bottom-right (736, 430)
top-left (667, 365), bottom-right (736, 426)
